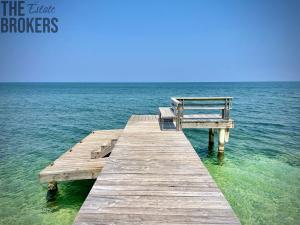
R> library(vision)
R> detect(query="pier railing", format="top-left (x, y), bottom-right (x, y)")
top-left (171, 97), bottom-right (233, 130)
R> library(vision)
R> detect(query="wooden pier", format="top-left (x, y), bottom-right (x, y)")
top-left (39, 129), bottom-right (122, 183)
top-left (39, 97), bottom-right (239, 224)
top-left (73, 114), bottom-right (239, 224)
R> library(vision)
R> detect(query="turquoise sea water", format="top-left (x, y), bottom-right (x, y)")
top-left (0, 82), bottom-right (299, 225)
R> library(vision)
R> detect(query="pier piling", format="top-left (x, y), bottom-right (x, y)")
top-left (225, 128), bottom-right (230, 143)
top-left (47, 181), bottom-right (58, 201)
top-left (218, 128), bottom-right (225, 153)
top-left (208, 128), bottom-right (215, 150)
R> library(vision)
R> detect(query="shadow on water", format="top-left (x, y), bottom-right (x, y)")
top-left (44, 179), bottom-right (95, 212)
top-left (46, 189), bottom-right (58, 202)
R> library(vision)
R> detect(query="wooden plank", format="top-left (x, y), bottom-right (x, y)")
top-left (39, 167), bottom-right (102, 182)
top-left (73, 115), bottom-right (240, 225)
top-left (174, 97), bottom-right (233, 100)
top-left (159, 107), bottom-right (176, 119)
top-left (181, 120), bottom-right (234, 129)
top-left (183, 106), bottom-right (226, 110)
top-left (183, 114), bottom-right (222, 119)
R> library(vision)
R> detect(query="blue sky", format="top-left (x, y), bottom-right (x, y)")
top-left (0, 0), bottom-right (299, 82)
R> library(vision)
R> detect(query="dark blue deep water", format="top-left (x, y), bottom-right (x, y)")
top-left (0, 82), bottom-right (299, 225)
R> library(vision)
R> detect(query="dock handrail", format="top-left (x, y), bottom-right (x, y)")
top-left (171, 97), bottom-right (181, 107)
top-left (170, 97), bottom-right (233, 130)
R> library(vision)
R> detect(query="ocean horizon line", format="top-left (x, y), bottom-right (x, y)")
top-left (1, 80), bottom-right (300, 84)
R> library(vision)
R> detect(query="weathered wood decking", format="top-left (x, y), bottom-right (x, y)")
top-left (39, 129), bottom-right (122, 183)
top-left (73, 115), bottom-right (240, 225)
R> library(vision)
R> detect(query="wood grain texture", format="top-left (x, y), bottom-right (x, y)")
top-left (39, 129), bottom-right (122, 182)
top-left (159, 107), bottom-right (176, 119)
top-left (169, 97), bottom-right (234, 130)
top-left (73, 115), bottom-right (240, 225)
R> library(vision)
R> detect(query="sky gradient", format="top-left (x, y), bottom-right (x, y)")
top-left (0, 0), bottom-right (299, 82)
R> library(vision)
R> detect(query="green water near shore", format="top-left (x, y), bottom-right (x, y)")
top-left (0, 82), bottom-right (299, 225)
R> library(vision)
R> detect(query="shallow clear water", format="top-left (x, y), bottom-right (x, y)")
top-left (0, 82), bottom-right (299, 225)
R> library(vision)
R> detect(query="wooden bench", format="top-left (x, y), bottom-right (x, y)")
top-left (159, 107), bottom-right (176, 130)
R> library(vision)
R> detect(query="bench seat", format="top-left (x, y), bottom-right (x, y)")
top-left (159, 107), bottom-right (176, 119)
top-left (159, 107), bottom-right (176, 130)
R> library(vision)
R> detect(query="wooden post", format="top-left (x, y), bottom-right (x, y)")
top-left (47, 181), bottom-right (58, 201)
top-left (225, 128), bottom-right (230, 143)
top-left (208, 128), bottom-right (214, 150)
top-left (48, 181), bottom-right (57, 191)
top-left (218, 128), bottom-right (225, 154)
top-left (224, 98), bottom-right (228, 120)
top-left (176, 103), bottom-right (183, 131)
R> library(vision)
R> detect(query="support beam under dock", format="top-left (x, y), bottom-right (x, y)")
top-left (208, 128), bottom-right (215, 150)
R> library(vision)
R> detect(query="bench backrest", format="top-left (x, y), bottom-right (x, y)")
top-left (171, 97), bottom-right (232, 120)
